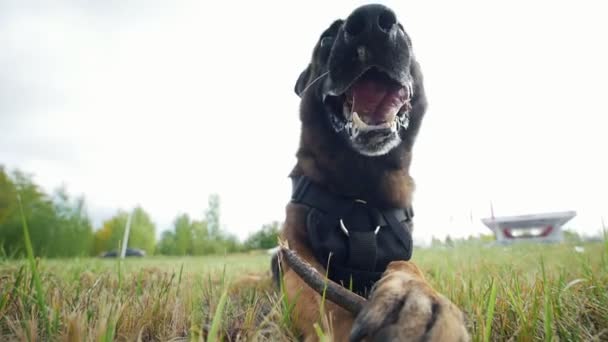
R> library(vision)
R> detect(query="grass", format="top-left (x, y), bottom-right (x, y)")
top-left (16, 195), bottom-right (48, 335)
top-left (483, 278), bottom-right (497, 342)
top-left (0, 242), bottom-right (607, 341)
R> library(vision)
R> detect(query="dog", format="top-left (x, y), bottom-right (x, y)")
top-left (272, 4), bottom-right (470, 341)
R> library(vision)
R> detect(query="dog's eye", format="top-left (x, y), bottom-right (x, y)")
top-left (320, 36), bottom-right (333, 48)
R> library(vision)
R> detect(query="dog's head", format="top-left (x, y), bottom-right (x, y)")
top-left (295, 4), bottom-right (426, 157)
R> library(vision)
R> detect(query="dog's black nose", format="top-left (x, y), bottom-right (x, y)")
top-left (344, 4), bottom-right (398, 39)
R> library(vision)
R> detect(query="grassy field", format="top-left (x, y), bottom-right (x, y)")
top-left (1, 241), bottom-right (607, 341)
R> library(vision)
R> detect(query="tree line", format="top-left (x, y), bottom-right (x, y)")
top-left (0, 166), bottom-right (279, 259)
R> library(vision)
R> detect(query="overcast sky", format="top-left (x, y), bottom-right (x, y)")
top-left (1, 0), bottom-right (607, 245)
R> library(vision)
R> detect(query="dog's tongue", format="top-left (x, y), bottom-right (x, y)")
top-left (351, 79), bottom-right (407, 125)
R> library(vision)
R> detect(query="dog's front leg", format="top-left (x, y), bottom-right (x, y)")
top-left (282, 265), bottom-right (355, 342)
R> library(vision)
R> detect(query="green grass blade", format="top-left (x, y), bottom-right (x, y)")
top-left (603, 226), bottom-right (608, 270)
top-left (483, 278), bottom-right (498, 342)
top-left (0, 239), bottom-right (6, 260)
top-left (17, 193), bottom-right (51, 337)
top-left (313, 322), bottom-right (328, 341)
top-left (541, 257), bottom-right (554, 341)
top-left (102, 306), bottom-right (117, 342)
top-left (3, 265), bottom-right (25, 314)
top-left (116, 240), bottom-right (122, 290)
top-left (136, 270), bottom-right (144, 297)
top-left (207, 289), bottom-right (228, 342)
top-left (504, 282), bottom-right (527, 332)
top-left (319, 255), bottom-right (332, 318)
top-left (176, 262), bottom-right (185, 296)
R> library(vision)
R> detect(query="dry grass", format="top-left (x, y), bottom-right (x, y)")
top-left (1, 241), bottom-right (607, 341)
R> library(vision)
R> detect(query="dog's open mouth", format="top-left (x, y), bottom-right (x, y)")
top-left (325, 67), bottom-right (412, 138)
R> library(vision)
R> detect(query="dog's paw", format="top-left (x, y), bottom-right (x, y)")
top-left (349, 261), bottom-right (469, 342)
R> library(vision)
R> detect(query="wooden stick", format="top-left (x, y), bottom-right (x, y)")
top-left (279, 246), bottom-right (366, 315)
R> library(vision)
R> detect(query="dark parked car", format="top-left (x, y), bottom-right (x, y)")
top-left (100, 248), bottom-right (146, 258)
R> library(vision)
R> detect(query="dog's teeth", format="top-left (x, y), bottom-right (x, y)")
top-left (343, 102), bottom-right (352, 119)
top-left (407, 81), bottom-right (414, 99)
top-left (345, 120), bottom-right (353, 135)
top-left (398, 113), bottom-right (410, 130)
top-left (352, 112), bottom-right (369, 130)
top-left (390, 120), bottom-right (397, 132)
top-left (352, 112), bottom-right (394, 133)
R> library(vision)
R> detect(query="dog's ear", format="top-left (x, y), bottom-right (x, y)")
top-left (294, 64), bottom-right (312, 97)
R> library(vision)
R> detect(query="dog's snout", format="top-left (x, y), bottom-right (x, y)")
top-left (344, 4), bottom-right (398, 39)
top-left (325, 4), bottom-right (413, 100)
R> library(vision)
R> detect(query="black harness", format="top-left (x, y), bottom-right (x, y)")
top-left (290, 175), bottom-right (414, 298)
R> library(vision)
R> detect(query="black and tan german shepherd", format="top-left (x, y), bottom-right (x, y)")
top-left (272, 4), bottom-right (470, 342)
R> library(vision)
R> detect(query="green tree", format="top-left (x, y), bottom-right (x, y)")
top-left (93, 223), bottom-right (114, 256)
top-left (445, 235), bottom-right (454, 248)
top-left (0, 166), bottom-right (94, 258)
top-left (156, 214), bottom-right (212, 256)
top-left (9, 169), bottom-right (57, 257)
top-left (93, 206), bottom-right (156, 255)
top-left (430, 236), bottom-right (443, 248)
top-left (191, 219), bottom-right (209, 254)
top-left (244, 221), bottom-right (280, 250)
top-left (0, 166), bottom-right (17, 226)
top-left (48, 186), bottom-right (94, 257)
top-left (154, 194), bottom-right (247, 256)
top-left (205, 194), bottom-right (221, 239)
top-left (174, 213), bottom-right (193, 255)
top-left (130, 207), bottom-right (156, 253)
top-left (157, 230), bottom-right (177, 255)
top-left (0, 167), bottom-right (20, 257)
top-left (218, 232), bottom-right (243, 253)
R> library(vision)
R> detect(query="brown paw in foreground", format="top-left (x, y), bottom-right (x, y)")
top-left (349, 261), bottom-right (470, 342)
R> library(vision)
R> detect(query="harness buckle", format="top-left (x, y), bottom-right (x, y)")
top-left (339, 219), bottom-right (381, 236)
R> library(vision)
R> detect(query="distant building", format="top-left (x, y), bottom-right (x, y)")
top-left (481, 211), bottom-right (576, 244)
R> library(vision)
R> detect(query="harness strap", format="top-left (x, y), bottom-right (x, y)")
top-left (291, 175), bottom-right (414, 225)
top-left (347, 231), bottom-right (377, 271)
top-left (290, 175), bottom-right (414, 296)
top-left (382, 209), bottom-right (413, 255)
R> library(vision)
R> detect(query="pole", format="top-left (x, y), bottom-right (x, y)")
top-left (490, 200), bottom-right (498, 239)
top-left (120, 210), bottom-right (133, 259)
